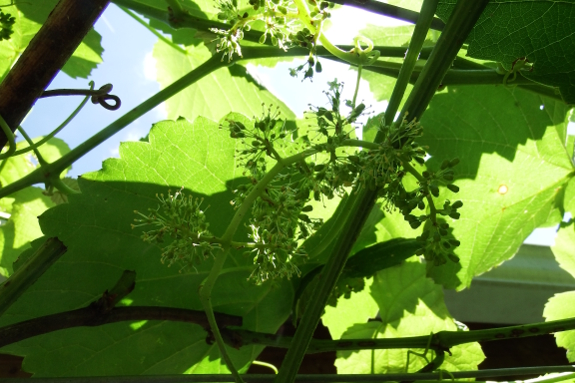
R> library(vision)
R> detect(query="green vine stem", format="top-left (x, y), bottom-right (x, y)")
top-left (198, 140), bottom-right (357, 383)
top-left (198, 247), bottom-right (244, 383)
top-left (274, 1), bottom-right (491, 382)
top-left (17, 125), bottom-right (47, 165)
top-left (12, 84), bottom-right (93, 157)
top-left (223, 314), bottom-right (575, 352)
top-left (1, 368), bottom-right (575, 383)
top-left (273, 0), bottom-right (440, 380)
top-left (110, 0), bottom-right (562, 100)
top-left (0, 237), bottom-right (67, 318)
top-left (164, 0), bottom-right (188, 21)
top-left (0, 113), bottom-right (16, 160)
top-left (0, 43), bottom-right (559, 201)
top-left (382, 0), bottom-right (439, 127)
top-left (0, 54), bottom-right (226, 199)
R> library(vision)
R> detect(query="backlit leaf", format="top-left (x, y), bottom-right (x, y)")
top-left (419, 86), bottom-right (572, 289)
top-left (333, 261), bottom-right (485, 374)
top-left (435, 0), bottom-right (575, 104)
top-left (0, 117), bottom-right (293, 376)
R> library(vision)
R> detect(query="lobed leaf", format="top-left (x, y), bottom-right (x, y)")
top-left (153, 40), bottom-right (296, 122)
top-left (332, 260), bottom-right (485, 374)
top-left (0, 117), bottom-right (293, 376)
top-left (435, 0), bottom-right (575, 104)
top-left (0, 138), bottom-right (70, 277)
top-left (544, 288), bottom-right (575, 362)
top-left (419, 86), bottom-right (572, 289)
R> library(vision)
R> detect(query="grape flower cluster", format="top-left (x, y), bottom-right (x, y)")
top-left (134, 81), bottom-right (463, 283)
top-left (132, 188), bottom-right (221, 272)
top-left (210, 0), bottom-right (333, 80)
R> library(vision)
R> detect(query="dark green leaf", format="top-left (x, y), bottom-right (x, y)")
top-left (436, 0), bottom-right (575, 103)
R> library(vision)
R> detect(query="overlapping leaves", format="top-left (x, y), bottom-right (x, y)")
top-left (324, 260), bottom-right (484, 374)
top-left (0, 1), bottom-right (103, 82)
top-left (417, 86), bottom-right (572, 289)
top-left (0, 138), bottom-right (70, 277)
top-left (435, 0), bottom-right (575, 104)
top-left (0, 117), bottom-right (293, 376)
top-left (154, 39), bottom-right (296, 123)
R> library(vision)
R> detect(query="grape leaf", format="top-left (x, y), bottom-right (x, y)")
top-left (0, 138), bottom-right (70, 277)
top-left (435, 0), bottom-right (575, 104)
top-left (0, 2), bottom-right (103, 81)
top-left (417, 86), bottom-right (572, 289)
top-left (545, 220), bottom-right (575, 362)
top-left (322, 277), bottom-right (379, 340)
top-left (544, 290), bottom-right (575, 362)
top-left (0, 117), bottom-right (293, 376)
top-left (154, 40), bottom-right (296, 122)
top-left (550, 222), bottom-right (575, 280)
top-left (334, 261), bottom-right (485, 374)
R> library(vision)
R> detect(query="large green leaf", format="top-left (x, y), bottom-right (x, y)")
top-left (544, 222), bottom-right (575, 362)
top-left (322, 277), bottom-right (378, 340)
top-left (0, 1), bottom-right (104, 80)
top-left (333, 260), bottom-right (485, 374)
top-left (550, 222), bottom-right (575, 280)
top-left (435, 0), bottom-right (575, 104)
top-left (0, 138), bottom-right (70, 277)
top-left (418, 86), bottom-right (572, 289)
top-left (154, 40), bottom-right (296, 122)
top-left (0, 117), bottom-right (293, 376)
top-left (544, 291), bottom-right (575, 362)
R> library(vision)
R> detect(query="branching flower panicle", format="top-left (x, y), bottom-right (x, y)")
top-left (136, 82), bottom-right (464, 284)
top-left (211, 0), bottom-right (301, 61)
top-left (132, 187), bottom-right (221, 272)
top-left (359, 115), bottom-right (463, 266)
top-left (247, 183), bottom-right (318, 283)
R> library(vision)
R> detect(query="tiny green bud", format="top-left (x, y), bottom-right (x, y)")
top-left (259, 34), bottom-right (267, 44)
top-left (410, 220), bottom-right (422, 229)
top-left (447, 184), bottom-right (459, 193)
top-left (302, 205), bottom-right (313, 212)
top-left (452, 200), bottom-right (463, 209)
top-left (429, 184), bottom-right (440, 197)
top-left (450, 158), bottom-right (460, 167)
top-left (440, 159), bottom-right (450, 170)
top-left (447, 253), bottom-right (460, 263)
top-left (315, 60), bottom-right (322, 73)
top-left (449, 239), bottom-right (461, 247)
top-left (449, 212), bottom-right (461, 219)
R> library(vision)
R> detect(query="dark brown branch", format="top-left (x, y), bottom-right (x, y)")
top-left (0, 305), bottom-right (242, 348)
top-left (0, 269), bottom-right (242, 348)
top-left (0, 0), bottom-right (111, 149)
